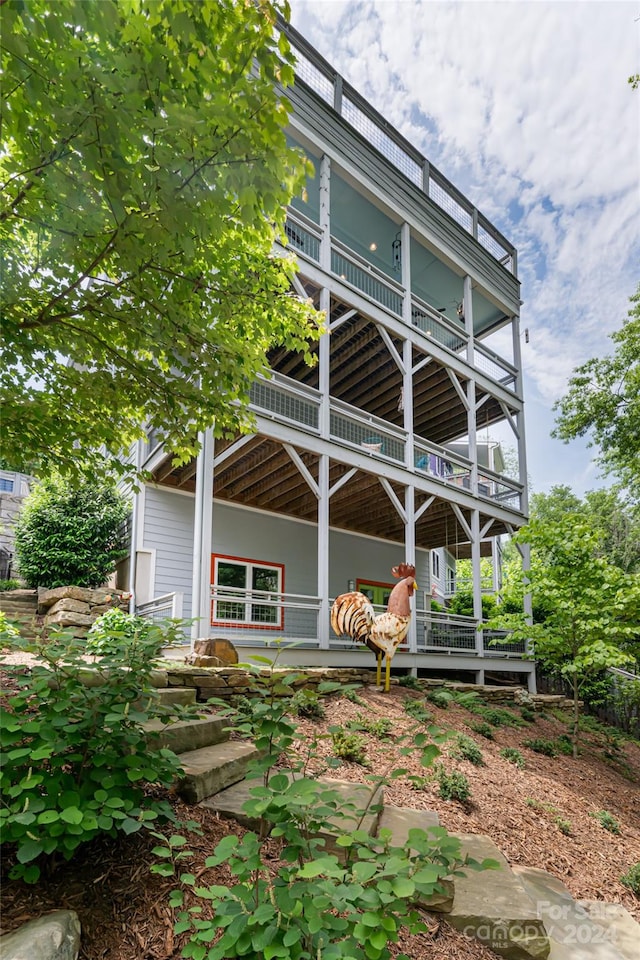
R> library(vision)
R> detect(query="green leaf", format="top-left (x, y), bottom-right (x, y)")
top-left (59, 806), bottom-right (83, 825)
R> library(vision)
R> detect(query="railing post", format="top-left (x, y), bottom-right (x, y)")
top-left (191, 427), bottom-right (214, 649)
top-left (317, 453), bottom-right (330, 650)
top-left (319, 154), bottom-right (331, 273)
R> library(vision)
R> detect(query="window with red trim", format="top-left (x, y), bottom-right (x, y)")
top-left (211, 555), bottom-right (284, 629)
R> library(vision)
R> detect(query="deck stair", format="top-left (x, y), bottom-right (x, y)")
top-left (155, 712), bottom-right (640, 960)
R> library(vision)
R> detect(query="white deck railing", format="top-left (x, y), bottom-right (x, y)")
top-left (136, 592), bottom-right (184, 623)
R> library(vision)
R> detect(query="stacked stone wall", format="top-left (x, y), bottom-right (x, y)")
top-left (38, 586), bottom-right (131, 637)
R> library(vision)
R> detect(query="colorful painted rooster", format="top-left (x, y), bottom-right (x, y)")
top-left (330, 562), bottom-right (418, 691)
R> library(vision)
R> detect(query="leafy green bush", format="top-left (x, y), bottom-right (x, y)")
top-left (590, 810), bottom-right (621, 835)
top-left (620, 862), bottom-right (640, 895)
top-left (0, 612), bottom-right (20, 641)
top-left (14, 474), bottom-right (128, 588)
top-left (555, 817), bottom-right (572, 836)
top-left (472, 706), bottom-right (525, 728)
top-left (350, 713), bottom-right (393, 739)
top-left (470, 721), bottom-right (494, 740)
top-left (398, 674), bottom-right (421, 689)
top-left (290, 689), bottom-right (325, 720)
top-left (330, 726), bottom-right (368, 765)
top-left (523, 738), bottom-right (558, 757)
top-left (0, 621), bottom-right (184, 882)
top-left (555, 734), bottom-right (575, 756)
top-left (403, 698), bottom-right (433, 724)
top-left (427, 688), bottom-right (453, 709)
top-left (437, 767), bottom-right (471, 804)
top-left (343, 687), bottom-right (366, 706)
top-left (520, 707), bottom-right (537, 723)
top-left (447, 590), bottom-right (496, 619)
top-left (86, 608), bottom-right (151, 656)
top-left (0, 578), bottom-right (21, 591)
top-left (167, 652), bottom-right (498, 960)
top-left (450, 691), bottom-right (483, 710)
top-left (451, 733), bottom-right (484, 766)
top-left (500, 747), bottom-right (525, 769)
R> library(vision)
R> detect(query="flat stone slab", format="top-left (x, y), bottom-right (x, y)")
top-left (156, 686), bottom-right (196, 706)
top-left (144, 715), bottom-right (228, 754)
top-left (177, 741), bottom-right (258, 803)
top-left (514, 867), bottom-right (636, 960)
top-left (202, 774), bottom-right (383, 851)
top-left (447, 834), bottom-right (549, 960)
top-left (0, 909), bottom-right (81, 960)
top-left (376, 806), bottom-right (453, 912)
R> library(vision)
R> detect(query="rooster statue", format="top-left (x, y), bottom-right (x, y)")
top-left (330, 563), bottom-right (418, 691)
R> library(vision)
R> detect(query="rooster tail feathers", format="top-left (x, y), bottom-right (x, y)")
top-left (330, 592), bottom-right (375, 643)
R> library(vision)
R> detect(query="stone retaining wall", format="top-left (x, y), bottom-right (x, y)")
top-left (38, 586), bottom-right (131, 637)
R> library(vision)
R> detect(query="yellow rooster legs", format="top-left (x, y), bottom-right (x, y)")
top-left (376, 651), bottom-right (382, 686)
top-left (385, 656), bottom-right (391, 692)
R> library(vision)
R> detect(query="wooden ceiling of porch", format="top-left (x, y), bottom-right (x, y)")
top-left (154, 435), bottom-right (504, 554)
top-left (267, 291), bottom-right (510, 446)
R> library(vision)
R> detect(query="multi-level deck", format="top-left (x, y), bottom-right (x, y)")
top-left (135, 23), bottom-right (533, 689)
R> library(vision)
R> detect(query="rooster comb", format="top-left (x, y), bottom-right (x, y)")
top-left (391, 562), bottom-right (416, 579)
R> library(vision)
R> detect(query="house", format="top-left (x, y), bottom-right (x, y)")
top-left (0, 471), bottom-right (33, 581)
top-left (124, 23), bottom-right (534, 691)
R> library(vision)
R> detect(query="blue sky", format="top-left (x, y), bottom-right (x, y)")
top-left (289, 0), bottom-right (640, 498)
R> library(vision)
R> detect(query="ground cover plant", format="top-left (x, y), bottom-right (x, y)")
top-left (0, 620), bottom-right (189, 882)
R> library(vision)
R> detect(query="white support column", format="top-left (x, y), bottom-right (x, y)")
top-left (405, 483), bottom-right (418, 653)
top-left (471, 508), bottom-right (484, 658)
top-left (319, 155), bottom-right (331, 273)
top-left (128, 439), bottom-right (143, 615)
top-left (319, 287), bottom-right (331, 440)
top-left (512, 315), bottom-right (530, 517)
top-left (190, 427), bottom-right (214, 648)
top-left (464, 275), bottom-right (478, 495)
top-left (318, 453), bottom-right (330, 649)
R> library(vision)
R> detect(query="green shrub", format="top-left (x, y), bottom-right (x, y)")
top-left (473, 706), bottom-right (525, 728)
top-left (0, 578), bottom-right (21, 591)
top-left (330, 726), bottom-right (368, 765)
top-left (343, 688), bottom-right (366, 706)
top-left (408, 775), bottom-right (432, 792)
top-left (590, 810), bottom-right (621, 835)
top-left (398, 674), bottom-right (421, 689)
top-left (86, 608), bottom-right (153, 657)
top-left (523, 738), bottom-right (558, 757)
top-left (0, 621), bottom-right (184, 883)
top-left (14, 474), bottom-right (128, 588)
top-left (555, 817), bottom-right (573, 836)
top-left (555, 734), bottom-right (575, 756)
top-left (350, 713), bottom-right (393, 739)
top-left (450, 691), bottom-right (483, 710)
top-left (437, 767), bottom-right (471, 804)
top-left (403, 698), bottom-right (433, 724)
top-left (520, 707), bottom-right (537, 723)
top-left (451, 733), bottom-right (484, 766)
top-left (290, 689), bottom-right (325, 720)
top-left (470, 721), bottom-right (494, 740)
top-left (427, 689), bottom-right (453, 709)
top-left (620, 862), bottom-right (640, 895)
top-left (500, 747), bottom-right (525, 769)
top-left (0, 612), bottom-right (20, 641)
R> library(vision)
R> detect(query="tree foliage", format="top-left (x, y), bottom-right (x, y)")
top-left (488, 517), bottom-right (640, 754)
top-left (553, 287), bottom-right (640, 499)
top-left (14, 474), bottom-right (129, 588)
top-left (0, 0), bottom-right (322, 479)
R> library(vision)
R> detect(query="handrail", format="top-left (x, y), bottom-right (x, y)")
top-left (278, 18), bottom-right (517, 275)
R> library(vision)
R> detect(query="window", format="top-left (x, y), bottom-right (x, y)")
top-left (211, 555), bottom-right (284, 629)
top-left (446, 565), bottom-right (456, 594)
top-left (431, 551), bottom-right (440, 579)
top-left (0, 477), bottom-right (14, 493)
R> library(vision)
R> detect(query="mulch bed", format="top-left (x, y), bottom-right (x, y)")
top-left (1, 675), bottom-right (638, 959)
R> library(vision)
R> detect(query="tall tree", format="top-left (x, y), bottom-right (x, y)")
top-left (488, 517), bottom-right (639, 755)
top-left (0, 0), bottom-right (321, 479)
top-left (553, 287), bottom-right (640, 499)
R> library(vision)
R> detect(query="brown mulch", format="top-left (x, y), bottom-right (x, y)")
top-left (1, 675), bottom-right (639, 959)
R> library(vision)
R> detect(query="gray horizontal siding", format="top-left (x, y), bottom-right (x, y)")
top-left (143, 488), bottom-right (194, 618)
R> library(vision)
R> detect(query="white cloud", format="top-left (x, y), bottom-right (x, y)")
top-left (289, 0), bottom-right (640, 496)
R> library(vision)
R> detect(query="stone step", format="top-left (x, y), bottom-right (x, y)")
top-left (144, 714), bottom-right (229, 754)
top-left (156, 686), bottom-right (196, 707)
top-left (513, 866), bottom-right (638, 960)
top-left (202, 773), bottom-right (384, 854)
top-left (376, 805), bottom-right (453, 912)
top-left (176, 741), bottom-right (259, 803)
top-left (446, 834), bottom-right (550, 960)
